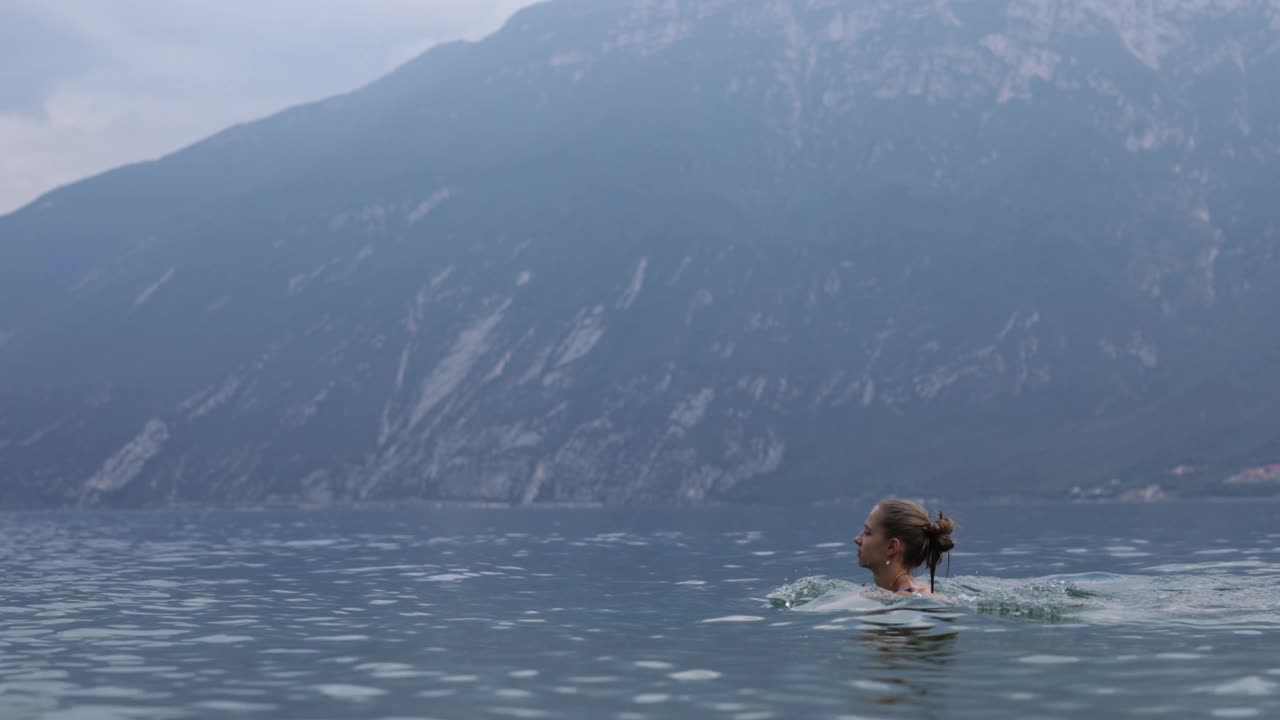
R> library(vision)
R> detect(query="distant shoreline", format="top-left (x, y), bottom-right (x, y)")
top-left (1, 493), bottom-right (1277, 513)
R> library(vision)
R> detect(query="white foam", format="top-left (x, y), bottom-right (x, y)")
top-left (509, 670), bottom-right (539, 678)
top-left (675, 580), bottom-right (707, 586)
top-left (733, 713), bottom-right (776, 720)
top-left (633, 694), bottom-right (670, 704)
top-left (751, 551), bottom-right (776, 556)
top-left (340, 564), bottom-right (418, 573)
top-left (1129, 706), bottom-right (1181, 715)
top-left (700, 615), bottom-right (764, 623)
top-left (38, 707), bottom-right (178, 720)
top-left (815, 542), bottom-right (845, 548)
top-left (440, 675), bottom-right (479, 683)
top-left (189, 634), bottom-right (253, 644)
top-left (11, 670), bottom-right (70, 680)
top-left (494, 689), bottom-right (534, 699)
top-left (567, 676), bottom-right (618, 684)
top-left (1145, 561), bottom-right (1270, 573)
top-left (356, 662), bottom-right (419, 677)
top-left (1155, 653), bottom-right (1203, 660)
top-left (65, 687), bottom-right (150, 699)
top-left (194, 701), bottom-right (277, 711)
top-left (852, 679), bottom-right (898, 693)
top-left (813, 624), bottom-right (847, 630)
top-left (487, 708), bottom-right (549, 719)
top-left (86, 654), bottom-right (145, 663)
top-left (417, 689), bottom-right (456, 698)
top-left (634, 661), bottom-right (674, 670)
top-left (58, 628), bottom-right (186, 639)
top-left (1018, 655), bottom-right (1080, 664)
top-left (1212, 677), bottom-right (1276, 696)
top-left (313, 684), bottom-right (386, 700)
top-left (284, 539), bottom-right (338, 547)
top-left (670, 669), bottom-right (722, 681)
top-left (305, 635), bottom-right (369, 642)
top-left (1211, 710), bottom-right (1261, 718)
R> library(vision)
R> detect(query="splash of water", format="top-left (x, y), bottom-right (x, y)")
top-left (765, 569), bottom-right (1280, 630)
top-left (765, 575), bottom-right (863, 609)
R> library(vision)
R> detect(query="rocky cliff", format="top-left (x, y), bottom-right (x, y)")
top-left (2, 0), bottom-right (1279, 507)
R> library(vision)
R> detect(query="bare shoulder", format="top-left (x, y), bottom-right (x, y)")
top-left (896, 584), bottom-right (944, 599)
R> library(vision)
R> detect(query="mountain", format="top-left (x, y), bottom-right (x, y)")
top-left (3, 0), bottom-right (1280, 508)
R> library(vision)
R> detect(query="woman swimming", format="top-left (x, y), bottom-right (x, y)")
top-left (854, 498), bottom-right (955, 597)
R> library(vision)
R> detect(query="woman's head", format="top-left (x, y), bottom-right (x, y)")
top-left (854, 498), bottom-right (956, 592)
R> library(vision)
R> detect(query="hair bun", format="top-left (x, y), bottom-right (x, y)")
top-left (926, 512), bottom-right (956, 552)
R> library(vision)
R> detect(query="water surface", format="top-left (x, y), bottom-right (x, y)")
top-left (1, 501), bottom-right (1278, 719)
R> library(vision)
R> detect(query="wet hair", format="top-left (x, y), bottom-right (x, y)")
top-left (875, 498), bottom-right (956, 593)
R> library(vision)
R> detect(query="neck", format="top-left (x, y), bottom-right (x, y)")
top-left (873, 563), bottom-right (912, 591)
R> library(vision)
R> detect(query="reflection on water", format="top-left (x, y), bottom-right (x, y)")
top-left (0, 504), bottom-right (1277, 720)
top-left (854, 623), bottom-right (958, 707)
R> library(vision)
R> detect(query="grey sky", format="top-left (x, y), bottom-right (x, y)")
top-left (0, 0), bottom-right (539, 216)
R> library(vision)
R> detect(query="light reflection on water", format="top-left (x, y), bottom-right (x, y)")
top-left (0, 502), bottom-right (1277, 719)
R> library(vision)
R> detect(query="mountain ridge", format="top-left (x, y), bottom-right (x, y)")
top-left (2, 0), bottom-right (1279, 508)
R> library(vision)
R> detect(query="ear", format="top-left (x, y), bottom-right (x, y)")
top-left (887, 537), bottom-right (902, 557)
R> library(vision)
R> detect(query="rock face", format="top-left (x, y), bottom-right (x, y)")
top-left (2, 0), bottom-right (1279, 508)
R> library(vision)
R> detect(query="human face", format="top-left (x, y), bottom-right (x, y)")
top-left (853, 505), bottom-right (890, 569)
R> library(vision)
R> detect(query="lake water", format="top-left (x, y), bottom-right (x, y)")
top-left (1, 501), bottom-right (1278, 719)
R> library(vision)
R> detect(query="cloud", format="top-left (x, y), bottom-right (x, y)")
top-left (0, 0), bottom-right (539, 215)
top-left (0, 5), bottom-right (104, 116)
